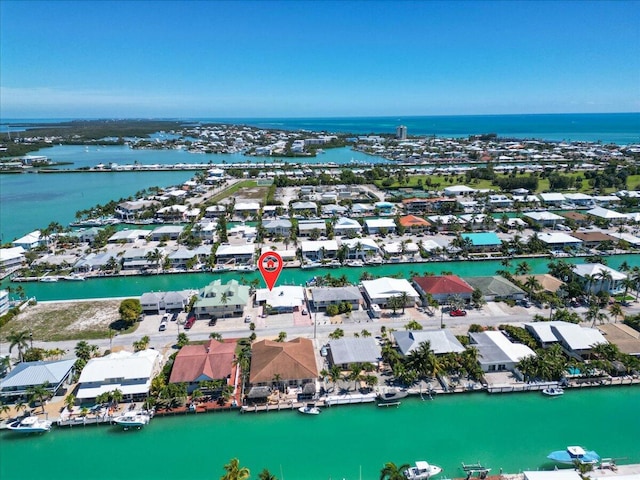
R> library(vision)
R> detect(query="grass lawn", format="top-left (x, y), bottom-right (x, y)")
top-left (209, 180), bottom-right (259, 203)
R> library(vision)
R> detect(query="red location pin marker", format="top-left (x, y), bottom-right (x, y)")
top-left (258, 251), bottom-right (283, 291)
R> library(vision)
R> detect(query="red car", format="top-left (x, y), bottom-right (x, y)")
top-left (184, 314), bottom-right (196, 329)
top-left (449, 309), bottom-right (467, 317)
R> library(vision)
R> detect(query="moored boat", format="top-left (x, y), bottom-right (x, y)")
top-left (112, 410), bottom-right (151, 429)
top-left (298, 403), bottom-right (321, 415)
top-left (39, 276), bottom-right (59, 282)
top-left (547, 445), bottom-right (600, 465)
top-left (404, 461), bottom-right (442, 480)
top-left (377, 388), bottom-right (409, 407)
top-left (7, 415), bottom-right (52, 433)
top-left (63, 273), bottom-right (85, 281)
top-left (542, 386), bottom-right (564, 397)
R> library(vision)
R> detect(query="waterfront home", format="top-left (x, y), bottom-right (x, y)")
top-left (412, 275), bottom-right (474, 305)
top-left (0, 246), bottom-right (26, 270)
top-left (333, 217), bottom-right (363, 236)
top-left (443, 185), bottom-right (476, 197)
top-left (193, 279), bottom-right (250, 320)
top-left (374, 201), bottom-right (395, 215)
top-left (513, 274), bottom-right (565, 295)
top-left (487, 194), bottom-right (514, 209)
top-left (255, 286), bottom-right (305, 314)
top-left (167, 246), bottom-right (210, 269)
top-left (11, 230), bottom-right (43, 250)
top-left (140, 290), bottom-right (193, 313)
top-left (291, 201), bottom-right (318, 216)
top-left (537, 232), bottom-right (583, 251)
top-left (249, 338), bottom-right (318, 391)
top-left (115, 200), bottom-right (159, 221)
top-left (0, 359), bottom-right (75, 400)
top-left (569, 231), bottom-right (617, 249)
top-left (325, 338), bottom-right (380, 370)
top-left (560, 211), bottom-right (590, 227)
top-left (460, 232), bottom-right (502, 252)
top-left (73, 251), bottom-right (118, 272)
top-left (340, 238), bottom-right (380, 260)
top-left (234, 202), bottom-right (261, 218)
top-left (399, 215), bottom-right (431, 233)
top-left (549, 322), bottom-right (608, 360)
top-left (597, 324), bottom-right (640, 358)
top-left (538, 192), bottom-right (566, 207)
top-left (609, 231), bottom-right (640, 247)
top-left (383, 241), bottom-right (419, 259)
top-left (564, 192), bottom-right (595, 208)
top-left (321, 204), bottom-right (348, 217)
top-left (122, 247), bottom-right (164, 271)
top-left (351, 203), bottom-right (375, 216)
top-left (361, 277), bottom-right (420, 309)
top-left (365, 218), bottom-right (396, 235)
top-left (169, 339), bottom-right (237, 394)
top-left (393, 329), bottom-right (466, 356)
top-left (149, 225), bottom-right (184, 241)
top-left (523, 211), bottom-right (565, 228)
top-left (204, 205), bottom-right (227, 218)
top-left (459, 214), bottom-right (490, 230)
top-left (263, 219), bottom-right (292, 237)
top-left (463, 276), bottom-right (526, 301)
top-left (592, 194), bottom-right (621, 207)
top-left (301, 240), bottom-right (338, 261)
top-left (572, 263), bottom-right (626, 295)
top-left (308, 286), bottom-right (363, 311)
top-left (469, 330), bottom-right (536, 373)
top-left (107, 229), bottom-right (149, 244)
top-left (402, 198), bottom-right (432, 214)
top-left (193, 221), bottom-right (217, 242)
top-left (214, 244), bottom-right (255, 267)
top-left (155, 204), bottom-right (190, 222)
top-left (427, 214), bottom-right (465, 232)
top-left (297, 219), bottom-right (327, 237)
top-left (586, 206), bottom-right (628, 225)
top-left (76, 350), bottom-right (161, 402)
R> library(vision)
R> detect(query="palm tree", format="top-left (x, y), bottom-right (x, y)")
top-left (65, 393), bottom-right (76, 410)
top-left (584, 304), bottom-right (608, 328)
top-left (209, 332), bottom-right (223, 341)
top-left (258, 469), bottom-right (278, 480)
top-left (609, 302), bottom-right (624, 323)
top-left (145, 247), bottom-right (163, 273)
top-left (524, 275), bottom-right (542, 300)
top-left (596, 270), bottom-right (613, 295)
top-left (0, 404), bottom-right (11, 419)
top-left (27, 382), bottom-right (51, 413)
top-left (221, 458), bottom-right (250, 480)
top-left (515, 261), bottom-right (531, 276)
top-left (7, 330), bottom-right (30, 363)
top-left (220, 291), bottom-right (229, 317)
top-left (380, 461), bottom-right (410, 480)
top-left (398, 291), bottom-right (410, 314)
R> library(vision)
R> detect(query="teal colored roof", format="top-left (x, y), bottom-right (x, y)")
top-left (461, 232), bottom-right (501, 246)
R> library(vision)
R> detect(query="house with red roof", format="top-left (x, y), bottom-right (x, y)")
top-left (169, 338), bottom-right (238, 393)
top-left (399, 215), bottom-right (431, 233)
top-left (412, 275), bottom-right (474, 304)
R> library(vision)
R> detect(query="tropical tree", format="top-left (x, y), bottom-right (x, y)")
top-left (145, 247), bottom-right (163, 273)
top-left (609, 303), bottom-right (624, 323)
top-left (65, 393), bottom-right (76, 410)
top-left (221, 458), bottom-right (250, 480)
top-left (515, 261), bottom-right (531, 276)
top-left (209, 332), bottom-right (223, 341)
top-left (258, 469), bottom-right (278, 480)
top-left (276, 331), bottom-right (287, 342)
top-left (177, 332), bottom-right (190, 348)
top-left (0, 404), bottom-right (11, 419)
top-left (380, 461), bottom-right (410, 480)
top-left (6, 330), bottom-right (30, 363)
top-left (27, 382), bottom-right (52, 413)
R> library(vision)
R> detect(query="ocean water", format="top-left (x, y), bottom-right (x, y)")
top-left (1, 386), bottom-right (638, 480)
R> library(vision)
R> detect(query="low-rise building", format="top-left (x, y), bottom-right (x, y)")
top-left (393, 330), bottom-right (466, 356)
top-left (361, 277), bottom-right (420, 309)
top-left (412, 275), bottom-right (474, 304)
top-left (463, 276), bottom-right (526, 301)
top-left (326, 338), bottom-right (380, 369)
top-left (0, 359), bottom-right (75, 399)
top-left (193, 279), bottom-right (250, 320)
top-left (308, 286), bottom-right (363, 311)
top-left (469, 330), bottom-right (536, 373)
top-left (169, 339), bottom-right (238, 393)
top-left (249, 338), bottom-right (318, 389)
top-left (255, 286), bottom-right (305, 313)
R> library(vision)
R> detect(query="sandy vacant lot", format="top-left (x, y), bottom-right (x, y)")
top-left (2, 300), bottom-right (122, 342)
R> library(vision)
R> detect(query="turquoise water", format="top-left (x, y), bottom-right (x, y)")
top-left (3, 254), bottom-right (638, 302)
top-left (1, 386), bottom-right (638, 480)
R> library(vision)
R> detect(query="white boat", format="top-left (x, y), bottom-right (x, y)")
top-left (542, 386), bottom-right (564, 397)
top-left (346, 259), bottom-right (364, 267)
top-left (7, 415), bottom-right (52, 433)
top-left (301, 262), bottom-right (322, 270)
top-left (39, 276), bottom-right (59, 283)
top-left (235, 265), bottom-right (257, 272)
top-left (298, 403), bottom-right (321, 415)
top-left (404, 461), bottom-right (442, 480)
top-left (547, 446), bottom-right (600, 465)
top-left (377, 388), bottom-right (409, 407)
top-left (63, 273), bottom-right (85, 281)
top-left (112, 410), bottom-right (151, 429)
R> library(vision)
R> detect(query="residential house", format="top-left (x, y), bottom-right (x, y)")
top-left (255, 286), bottom-right (305, 313)
top-left (300, 240), bottom-right (339, 261)
top-left (538, 192), bottom-right (566, 207)
top-left (374, 201), bottom-right (395, 215)
top-left (291, 201), bottom-right (318, 216)
top-left (12, 230), bottom-right (42, 250)
top-left (569, 231), bottom-right (617, 249)
top-left (0, 359), bottom-right (75, 399)
top-left (234, 202), bottom-right (261, 218)
top-left (204, 205), bottom-right (227, 219)
top-left (76, 350), bottom-right (161, 402)
top-left (412, 275), bottom-right (474, 305)
top-left (399, 215), bottom-right (431, 233)
top-left (263, 219), bottom-right (292, 237)
top-left (586, 206), bottom-right (628, 225)
top-left (297, 219), bottom-right (327, 237)
top-left (537, 232), bottom-right (583, 250)
top-left (361, 277), bottom-right (420, 309)
top-left (393, 330), bottom-right (466, 356)
top-left (167, 246), bottom-right (210, 269)
top-left (326, 338), bottom-right (381, 369)
top-left (115, 200), bottom-right (159, 221)
top-left (155, 204), bottom-right (189, 222)
top-left (460, 232), bottom-right (502, 252)
top-left (365, 218), bottom-right (396, 235)
top-left (249, 338), bottom-right (318, 389)
top-left (333, 217), bottom-right (362, 237)
top-left (463, 276), bottom-right (526, 301)
top-left (427, 215), bottom-right (465, 232)
top-left (340, 238), bottom-right (380, 260)
top-left (321, 204), bottom-right (348, 217)
top-left (487, 194), bottom-right (514, 209)
top-left (523, 212), bottom-right (565, 228)
top-left (193, 279), bottom-right (250, 320)
top-left (597, 324), bottom-right (640, 358)
top-left (73, 251), bottom-right (118, 272)
top-left (549, 322), bottom-right (608, 360)
top-left (469, 331), bottom-right (536, 373)
top-left (351, 203), bottom-right (375, 216)
top-left (150, 225), bottom-right (184, 241)
top-left (572, 263), bottom-right (626, 295)
top-left (107, 229), bottom-right (149, 244)
top-left (215, 244), bottom-right (255, 267)
top-left (308, 286), bottom-right (363, 311)
top-left (0, 247), bottom-right (25, 270)
top-left (564, 193), bottom-right (594, 208)
top-left (443, 185), bottom-right (476, 197)
top-left (122, 247), bottom-right (162, 271)
top-left (169, 339), bottom-right (237, 393)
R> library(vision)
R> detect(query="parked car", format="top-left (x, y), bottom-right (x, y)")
top-left (184, 315), bottom-right (196, 330)
top-left (244, 315), bottom-right (252, 323)
top-left (208, 317), bottom-right (217, 326)
top-left (449, 309), bottom-right (467, 317)
top-left (158, 323), bottom-right (167, 332)
top-left (171, 313), bottom-right (178, 322)
top-left (301, 309), bottom-right (308, 315)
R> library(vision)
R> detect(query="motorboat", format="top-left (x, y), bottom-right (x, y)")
top-left (377, 388), bottom-right (409, 407)
top-left (542, 386), bottom-right (564, 397)
top-left (345, 259), bottom-right (364, 267)
top-left (112, 410), bottom-right (151, 429)
top-left (39, 276), bottom-right (59, 282)
top-left (298, 403), bottom-right (321, 415)
top-left (63, 273), bottom-right (85, 281)
top-left (301, 262), bottom-right (322, 270)
top-left (7, 415), bottom-right (52, 433)
top-left (547, 446), bottom-right (600, 465)
top-left (404, 461), bottom-right (442, 479)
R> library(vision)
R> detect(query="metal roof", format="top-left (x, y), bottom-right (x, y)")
top-left (328, 338), bottom-right (380, 365)
top-left (0, 359), bottom-right (75, 391)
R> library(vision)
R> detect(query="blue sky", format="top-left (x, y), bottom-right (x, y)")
top-left (1, 0), bottom-right (639, 118)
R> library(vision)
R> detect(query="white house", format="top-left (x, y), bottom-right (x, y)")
top-left (365, 218), bottom-right (396, 234)
top-left (469, 330), bottom-right (536, 373)
top-left (0, 247), bottom-right (25, 270)
top-left (572, 263), bottom-right (627, 295)
top-left (215, 244), bottom-right (255, 267)
top-left (300, 240), bottom-right (339, 261)
top-left (361, 277), bottom-right (420, 308)
top-left (11, 230), bottom-right (42, 250)
top-left (333, 217), bottom-right (363, 236)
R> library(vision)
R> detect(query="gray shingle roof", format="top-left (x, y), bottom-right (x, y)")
top-left (0, 359), bottom-right (75, 391)
top-left (328, 338), bottom-right (380, 365)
